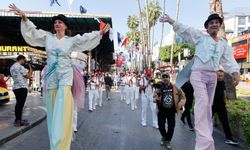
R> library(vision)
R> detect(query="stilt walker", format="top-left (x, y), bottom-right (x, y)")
top-left (9, 4), bottom-right (110, 150)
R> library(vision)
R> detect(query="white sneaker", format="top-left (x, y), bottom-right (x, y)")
top-left (153, 125), bottom-right (159, 129)
top-left (225, 138), bottom-right (240, 145)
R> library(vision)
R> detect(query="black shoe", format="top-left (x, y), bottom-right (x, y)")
top-left (225, 138), bottom-right (240, 145)
top-left (189, 127), bottom-right (194, 131)
top-left (180, 118), bottom-right (186, 124)
top-left (188, 124), bottom-right (194, 131)
top-left (14, 120), bottom-right (29, 127)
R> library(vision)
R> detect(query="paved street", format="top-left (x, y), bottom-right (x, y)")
top-left (0, 90), bottom-right (248, 150)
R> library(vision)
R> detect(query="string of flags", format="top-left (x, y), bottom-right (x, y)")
top-left (49, 0), bottom-right (113, 41)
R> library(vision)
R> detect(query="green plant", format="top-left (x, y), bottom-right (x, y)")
top-left (227, 99), bottom-right (250, 147)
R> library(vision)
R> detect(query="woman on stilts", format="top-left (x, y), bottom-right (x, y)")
top-left (9, 4), bottom-right (110, 150)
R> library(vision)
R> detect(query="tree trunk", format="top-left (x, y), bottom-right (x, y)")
top-left (209, 0), bottom-right (236, 99)
top-left (145, 0), bottom-right (151, 68)
top-left (136, 0), bottom-right (146, 70)
top-left (170, 0), bottom-right (180, 68)
top-left (159, 0), bottom-right (166, 60)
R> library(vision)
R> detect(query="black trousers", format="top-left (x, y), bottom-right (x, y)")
top-left (212, 103), bottom-right (232, 139)
top-left (158, 108), bottom-right (176, 141)
top-left (181, 96), bottom-right (193, 127)
top-left (13, 88), bottom-right (28, 121)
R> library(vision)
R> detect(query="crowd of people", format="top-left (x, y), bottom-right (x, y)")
top-left (4, 3), bottom-right (241, 150)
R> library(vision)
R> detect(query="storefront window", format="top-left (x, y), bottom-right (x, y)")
top-left (238, 16), bottom-right (246, 25)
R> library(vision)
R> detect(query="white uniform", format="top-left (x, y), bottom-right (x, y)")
top-left (98, 76), bottom-right (104, 107)
top-left (130, 76), bottom-right (138, 110)
top-left (88, 77), bottom-right (98, 111)
top-left (119, 76), bottom-right (126, 101)
top-left (125, 75), bottom-right (131, 105)
top-left (139, 78), bottom-right (158, 128)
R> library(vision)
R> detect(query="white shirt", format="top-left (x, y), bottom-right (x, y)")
top-left (10, 63), bottom-right (28, 90)
top-left (139, 78), bottom-right (153, 96)
top-left (173, 22), bottom-right (239, 74)
top-left (119, 77), bottom-right (126, 86)
top-left (21, 20), bottom-right (101, 89)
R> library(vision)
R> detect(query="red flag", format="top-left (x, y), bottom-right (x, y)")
top-left (121, 37), bottom-right (128, 47)
top-left (100, 21), bottom-right (106, 30)
top-left (116, 60), bottom-right (123, 67)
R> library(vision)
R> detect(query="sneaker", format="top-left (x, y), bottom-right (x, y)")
top-left (189, 127), bottom-right (194, 131)
top-left (141, 123), bottom-right (147, 127)
top-left (164, 141), bottom-right (172, 149)
top-left (160, 138), bottom-right (165, 146)
top-left (180, 118), bottom-right (186, 124)
top-left (188, 124), bottom-right (194, 131)
top-left (225, 138), bottom-right (240, 145)
top-left (88, 109), bottom-right (93, 112)
top-left (153, 124), bottom-right (159, 129)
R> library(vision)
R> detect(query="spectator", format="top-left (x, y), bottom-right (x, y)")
top-left (212, 70), bottom-right (239, 145)
top-left (104, 73), bottom-right (112, 100)
top-left (10, 55), bottom-right (32, 127)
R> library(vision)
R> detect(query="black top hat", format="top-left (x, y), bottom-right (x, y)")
top-left (52, 14), bottom-right (70, 28)
top-left (204, 13), bottom-right (223, 29)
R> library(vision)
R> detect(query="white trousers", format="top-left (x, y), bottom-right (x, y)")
top-left (130, 86), bottom-right (137, 110)
top-left (141, 93), bottom-right (158, 126)
top-left (73, 102), bottom-right (78, 132)
top-left (120, 85), bottom-right (126, 100)
top-left (98, 88), bottom-right (103, 106)
top-left (89, 90), bottom-right (98, 110)
top-left (125, 85), bottom-right (130, 104)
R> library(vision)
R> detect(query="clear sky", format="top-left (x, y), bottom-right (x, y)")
top-left (1, 0), bottom-right (250, 47)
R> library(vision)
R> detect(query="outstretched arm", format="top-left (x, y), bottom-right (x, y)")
top-left (159, 14), bottom-right (175, 25)
top-left (72, 24), bottom-right (111, 52)
top-left (9, 4), bottom-right (28, 21)
top-left (9, 4), bottom-right (49, 47)
top-left (160, 14), bottom-right (203, 45)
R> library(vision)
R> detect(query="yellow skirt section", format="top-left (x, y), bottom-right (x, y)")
top-left (47, 86), bottom-right (73, 150)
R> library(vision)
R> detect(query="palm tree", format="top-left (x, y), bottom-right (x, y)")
top-left (142, 0), bottom-right (162, 68)
top-left (127, 15), bottom-right (140, 30)
top-left (209, 0), bottom-right (236, 99)
top-left (136, 0), bottom-right (147, 70)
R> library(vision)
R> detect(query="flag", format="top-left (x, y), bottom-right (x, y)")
top-left (100, 21), bottom-right (106, 30)
top-left (50, 0), bottom-right (61, 6)
top-left (121, 37), bottom-right (128, 47)
top-left (116, 60), bottom-right (123, 67)
top-left (80, 5), bottom-right (87, 14)
top-left (117, 32), bottom-right (122, 44)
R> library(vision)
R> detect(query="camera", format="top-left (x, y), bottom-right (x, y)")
top-left (24, 61), bottom-right (35, 70)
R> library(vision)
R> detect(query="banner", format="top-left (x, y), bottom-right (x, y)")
top-left (233, 44), bottom-right (248, 59)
